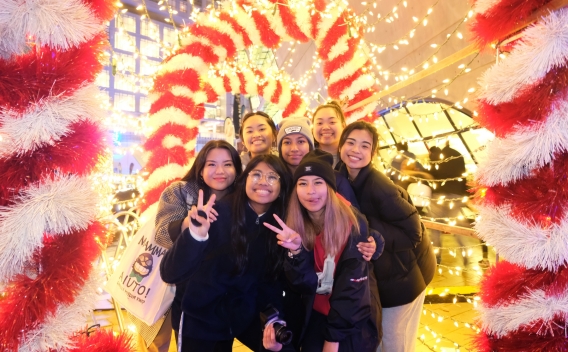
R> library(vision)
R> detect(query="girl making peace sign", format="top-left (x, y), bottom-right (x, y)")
top-left (160, 154), bottom-right (293, 352)
top-left (264, 150), bottom-right (383, 352)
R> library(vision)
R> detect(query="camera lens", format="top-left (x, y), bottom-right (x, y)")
top-left (273, 322), bottom-right (293, 345)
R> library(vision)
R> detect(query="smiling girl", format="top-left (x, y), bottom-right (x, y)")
top-left (338, 121), bottom-right (436, 352)
top-left (239, 111), bottom-right (278, 169)
top-left (264, 151), bottom-right (382, 352)
top-left (312, 101), bottom-right (347, 169)
top-left (160, 155), bottom-right (293, 352)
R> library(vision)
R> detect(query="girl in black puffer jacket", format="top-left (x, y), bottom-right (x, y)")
top-left (338, 121), bottom-right (436, 352)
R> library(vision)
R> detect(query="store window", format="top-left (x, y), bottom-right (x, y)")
top-left (179, 0), bottom-right (187, 13)
top-left (141, 19), bottom-right (159, 40)
top-left (114, 52), bottom-right (136, 73)
top-left (141, 38), bottom-right (160, 58)
top-left (114, 31), bottom-right (135, 52)
top-left (114, 74), bottom-right (137, 92)
top-left (163, 26), bottom-right (177, 48)
top-left (119, 13), bottom-right (137, 33)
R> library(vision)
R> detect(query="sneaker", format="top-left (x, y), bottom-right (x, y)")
top-left (478, 259), bottom-right (490, 268)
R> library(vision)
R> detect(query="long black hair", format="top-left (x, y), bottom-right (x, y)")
top-left (238, 111), bottom-right (278, 143)
top-left (231, 154), bottom-right (292, 277)
top-left (180, 140), bottom-right (242, 199)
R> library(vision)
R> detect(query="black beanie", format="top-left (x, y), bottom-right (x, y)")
top-left (293, 149), bottom-right (337, 192)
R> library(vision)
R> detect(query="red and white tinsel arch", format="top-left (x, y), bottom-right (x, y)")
top-left (0, 0), bottom-right (133, 350)
top-left (140, 0), bottom-right (380, 216)
top-left (472, 1), bottom-right (568, 350)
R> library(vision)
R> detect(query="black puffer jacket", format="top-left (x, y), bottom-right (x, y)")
top-left (284, 210), bottom-right (382, 352)
top-left (339, 164), bottom-right (436, 308)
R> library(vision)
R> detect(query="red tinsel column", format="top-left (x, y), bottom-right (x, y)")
top-left (0, 0), bottom-right (133, 351)
top-left (471, 1), bottom-right (568, 350)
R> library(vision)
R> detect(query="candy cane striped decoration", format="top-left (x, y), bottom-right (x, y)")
top-left (141, 0), bottom-right (379, 215)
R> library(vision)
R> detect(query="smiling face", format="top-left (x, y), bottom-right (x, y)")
top-left (296, 175), bottom-right (328, 217)
top-left (339, 129), bottom-right (374, 180)
top-left (313, 107), bottom-right (345, 150)
top-left (200, 148), bottom-right (237, 194)
top-left (246, 161), bottom-right (281, 214)
top-left (242, 114), bottom-right (275, 157)
top-left (281, 134), bottom-right (311, 167)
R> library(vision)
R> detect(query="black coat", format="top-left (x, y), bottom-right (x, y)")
top-left (160, 196), bottom-right (285, 343)
top-left (340, 164), bottom-right (436, 308)
top-left (284, 211), bottom-right (382, 352)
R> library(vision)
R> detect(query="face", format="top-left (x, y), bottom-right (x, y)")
top-left (246, 162), bottom-right (281, 208)
top-left (313, 107), bottom-right (345, 148)
top-left (340, 129), bottom-right (374, 171)
top-left (200, 148), bottom-right (237, 191)
top-left (242, 115), bottom-right (274, 155)
top-left (281, 134), bottom-right (311, 166)
top-left (296, 176), bottom-right (328, 215)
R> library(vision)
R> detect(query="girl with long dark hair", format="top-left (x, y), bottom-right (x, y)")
top-left (263, 151), bottom-right (383, 352)
top-left (147, 140), bottom-right (242, 349)
top-left (160, 155), bottom-right (293, 352)
top-left (338, 121), bottom-right (436, 352)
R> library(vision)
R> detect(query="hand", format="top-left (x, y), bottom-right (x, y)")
top-left (357, 236), bottom-right (376, 262)
top-left (262, 323), bottom-right (283, 351)
top-left (323, 341), bottom-right (339, 352)
top-left (186, 190), bottom-right (216, 239)
top-left (263, 214), bottom-right (302, 251)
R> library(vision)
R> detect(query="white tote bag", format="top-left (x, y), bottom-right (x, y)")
top-left (105, 211), bottom-right (176, 325)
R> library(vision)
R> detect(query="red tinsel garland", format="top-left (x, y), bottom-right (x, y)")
top-left (68, 329), bottom-right (135, 352)
top-left (270, 81), bottom-right (283, 104)
top-left (0, 222), bottom-right (104, 350)
top-left (346, 89), bottom-right (374, 119)
top-left (477, 66), bottom-right (568, 137)
top-left (318, 14), bottom-right (347, 60)
top-left (153, 69), bottom-right (201, 94)
top-left (219, 12), bottom-right (253, 48)
top-left (0, 120), bottom-right (106, 204)
top-left (189, 25), bottom-right (237, 58)
top-left (82, 0), bottom-right (117, 22)
top-left (251, 10), bottom-right (281, 49)
top-left (478, 261), bottom-right (568, 307)
top-left (328, 66), bottom-right (367, 98)
top-left (149, 92), bottom-right (196, 116)
top-left (479, 152), bottom-right (568, 225)
top-left (282, 93), bottom-right (303, 118)
top-left (470, 0), bottom-right (553, 48)
top-left (237, 71), bottom-right (247, 94)
top-left (323, 37), bottom-right (358, 78)
top-left (202, 83), bottom-right (218, 103)
top-left (0, 34), bottom-right (107, 113)
top-left (145, 146), bottom-right (190, 173)
top-left (177, 42), bottom-right (220, 65)
top-left (143, 123), bottom-right (198, 151)
top-left (475, 315), bottom-right (568, 352)
top-left (268, 0), bottom-right (310, 42)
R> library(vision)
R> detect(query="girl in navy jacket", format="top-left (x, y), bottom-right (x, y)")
top-left (264, 150), bottom-right (383, 352)
top-left (160, 155), bottom-right (293, 352)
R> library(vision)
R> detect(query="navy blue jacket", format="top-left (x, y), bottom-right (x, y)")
top-left (284, 210), bottom-right (382, 352)
top-left (160, 196), bottom-right (284, 342)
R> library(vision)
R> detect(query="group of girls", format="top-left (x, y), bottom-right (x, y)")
top-left (155, 101), bottom-right (436, 352)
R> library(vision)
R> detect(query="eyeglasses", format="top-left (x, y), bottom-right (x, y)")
top-left (248, 171), bottom-right (280, 185)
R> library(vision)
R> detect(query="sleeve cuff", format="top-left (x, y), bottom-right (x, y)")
top-left (188, 228), bottom-right (209, 241)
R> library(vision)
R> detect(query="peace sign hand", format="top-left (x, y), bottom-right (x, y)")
top-left (263, 214), bottom-right (302, 251)
top-left (187, 189), bottom-right (216, 239)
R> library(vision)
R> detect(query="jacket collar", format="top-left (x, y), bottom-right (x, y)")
top-left (340, 163), bottom-right (373, 191)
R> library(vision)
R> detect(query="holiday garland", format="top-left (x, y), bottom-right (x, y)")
top-left (0, 0), bottom-right (133, 351)
top-left (141, 0), bottom-right (379, 215)
top-left (472, 2), bottom-right (568, 350)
